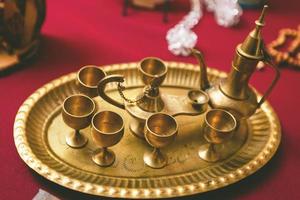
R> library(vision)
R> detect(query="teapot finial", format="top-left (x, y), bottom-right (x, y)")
top-left (251, 5), bottom-right (268, 39)
top-left (256, 5), bottom-right (268, 27)
top-left (239, 5), bottom-right (268, 60)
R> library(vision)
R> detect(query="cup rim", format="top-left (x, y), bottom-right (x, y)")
top-left (62, 94), bottom-right (95, 118)
top-left (138, 57), bottom-right (168, 78)
top-left (92, 111), bottom-right (124, 135)
top-left (77, 65), bottom-right (106, 89)
top-left (146, 113), bottom-right (178, 138)
top-left (204, 109), bottom-right (237, 133)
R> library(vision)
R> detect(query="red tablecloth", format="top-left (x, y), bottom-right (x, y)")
top-left (1, 0), bottom-right (299, 199)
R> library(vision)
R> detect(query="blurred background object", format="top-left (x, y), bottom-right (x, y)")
top-left (204, 0), bottom-right (242, 27)
top-left (132, 0), bottom-right (165, 8)
top-left (166, 0), bottom-right (202, 56)
top-left (266, 25), bottom-right (300, 68)
top-left (167, 0), bottom-right (242, 56)
top-left (238, 0), bottom-right (267, 8)
top-left (0, 0), bottom-right (45, 74)
top-left (123, 0), bottom-right (170, 22)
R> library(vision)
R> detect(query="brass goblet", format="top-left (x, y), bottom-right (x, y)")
top-left (144, 113), bottom-right (178, 169)
top-left (138, 57), bottom-right (167, 88)
top-left (91, 111), bottom-right (124, 167)
top-left (62, 94), bottom-right (95, 148)
top-left (198, 109), bottom-right (237, 162)
top-left (77, 65), bottom-right (106, 98)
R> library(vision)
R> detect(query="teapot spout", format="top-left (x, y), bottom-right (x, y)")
top-left (191, 49), bottom-right (210, 90)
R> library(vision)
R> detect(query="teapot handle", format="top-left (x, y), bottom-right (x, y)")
top-left (97, 75), bottom-right (126, 110)
top-left (257, 48), bottom-right (280, 108)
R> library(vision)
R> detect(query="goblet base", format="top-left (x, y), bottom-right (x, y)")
top-left (143, 148), bottom-right (167, 169)
top-left (198, 144), bottom-right (220, 162)
top-left (65, 131), bottom-right (88, 148)
top-left (92, 148), bottom-right (115, 167)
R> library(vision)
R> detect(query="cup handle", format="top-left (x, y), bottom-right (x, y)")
top-left (257, 47), bottom-right (280, 108)
top-left (97, 75), bottom-right (126, 110)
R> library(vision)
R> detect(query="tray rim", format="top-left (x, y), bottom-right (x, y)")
top-left (13, 62), bottom-right (281, 199)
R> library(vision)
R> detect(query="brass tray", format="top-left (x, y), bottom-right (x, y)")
top-left (14, 62), bottom-right (281, 199)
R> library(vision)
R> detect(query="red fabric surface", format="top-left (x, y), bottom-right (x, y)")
top-left (0, 0), bottom-right (300, 199)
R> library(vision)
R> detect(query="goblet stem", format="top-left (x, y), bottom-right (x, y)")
top-left (147, 85), bottom-right (159, 96)
top-left (65, 129), bottom-right (88, 148)
top-left (102, 147), bottom-right (111, 160)
top-left (75, 129), bottom-right (80, 137)
top-left (144, 147), bottom-right (167, 169)
top-left (92, 147), bottom-right (115, 167)
top-left (152, 148), bottom-right (163, 160)
top-left (208, 143), bottom-right (216, 153)
top-left (198, 143), bottom-right (220, 162)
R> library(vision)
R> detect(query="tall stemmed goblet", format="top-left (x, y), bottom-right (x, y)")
top-left (77, 65), bottom-right (106, 98)
top-left (198, 109), bottom-right (237, 162)
top-left (62, 94), bottom-right (95, 148)
top-left (144, 113), bottom-right (178, 169)
top-left (138, 57), bottom-right (167, 89)
top-left (91, 111), bottom-right (124, 167)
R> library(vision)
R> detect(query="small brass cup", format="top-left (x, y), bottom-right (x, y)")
top-left (187, 89), bottom-right (209, 112)
top-left (62, 94), bottom-right (95, 148)
top-left (144, 113), bottom-right (178, 169)
top-left (138, 57), bottom-right (167, 88)
top-left (91, 111), bottom-right (124, 167)
top-left (198, 109), bottom-right (237, 162)
top-left (77, 65), bottom-right (106, 97)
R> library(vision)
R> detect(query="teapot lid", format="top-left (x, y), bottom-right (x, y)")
top-left (237, 5), bottom-right (268, 60)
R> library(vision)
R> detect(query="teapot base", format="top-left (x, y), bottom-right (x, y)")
top-left (129, 117), bottom-right (146, 139)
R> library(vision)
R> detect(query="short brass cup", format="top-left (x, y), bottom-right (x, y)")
top-left (144, 113), bottom-right (178, 169)
top-left (91, 111), bottom-right (124, 167)
top-left (138, 57), bottom-right (167, 88)
top-left (198, 109), bottom-right (237, 162)
top-left (62, 94), bottom-right (95, 148)
top-left (77, 65), bottom-right (106, 97)
top-left (187, 89), bottom-right (209, 112)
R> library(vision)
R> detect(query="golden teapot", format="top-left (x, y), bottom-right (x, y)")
top-left (192, 5), bottom-right (280, 120)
